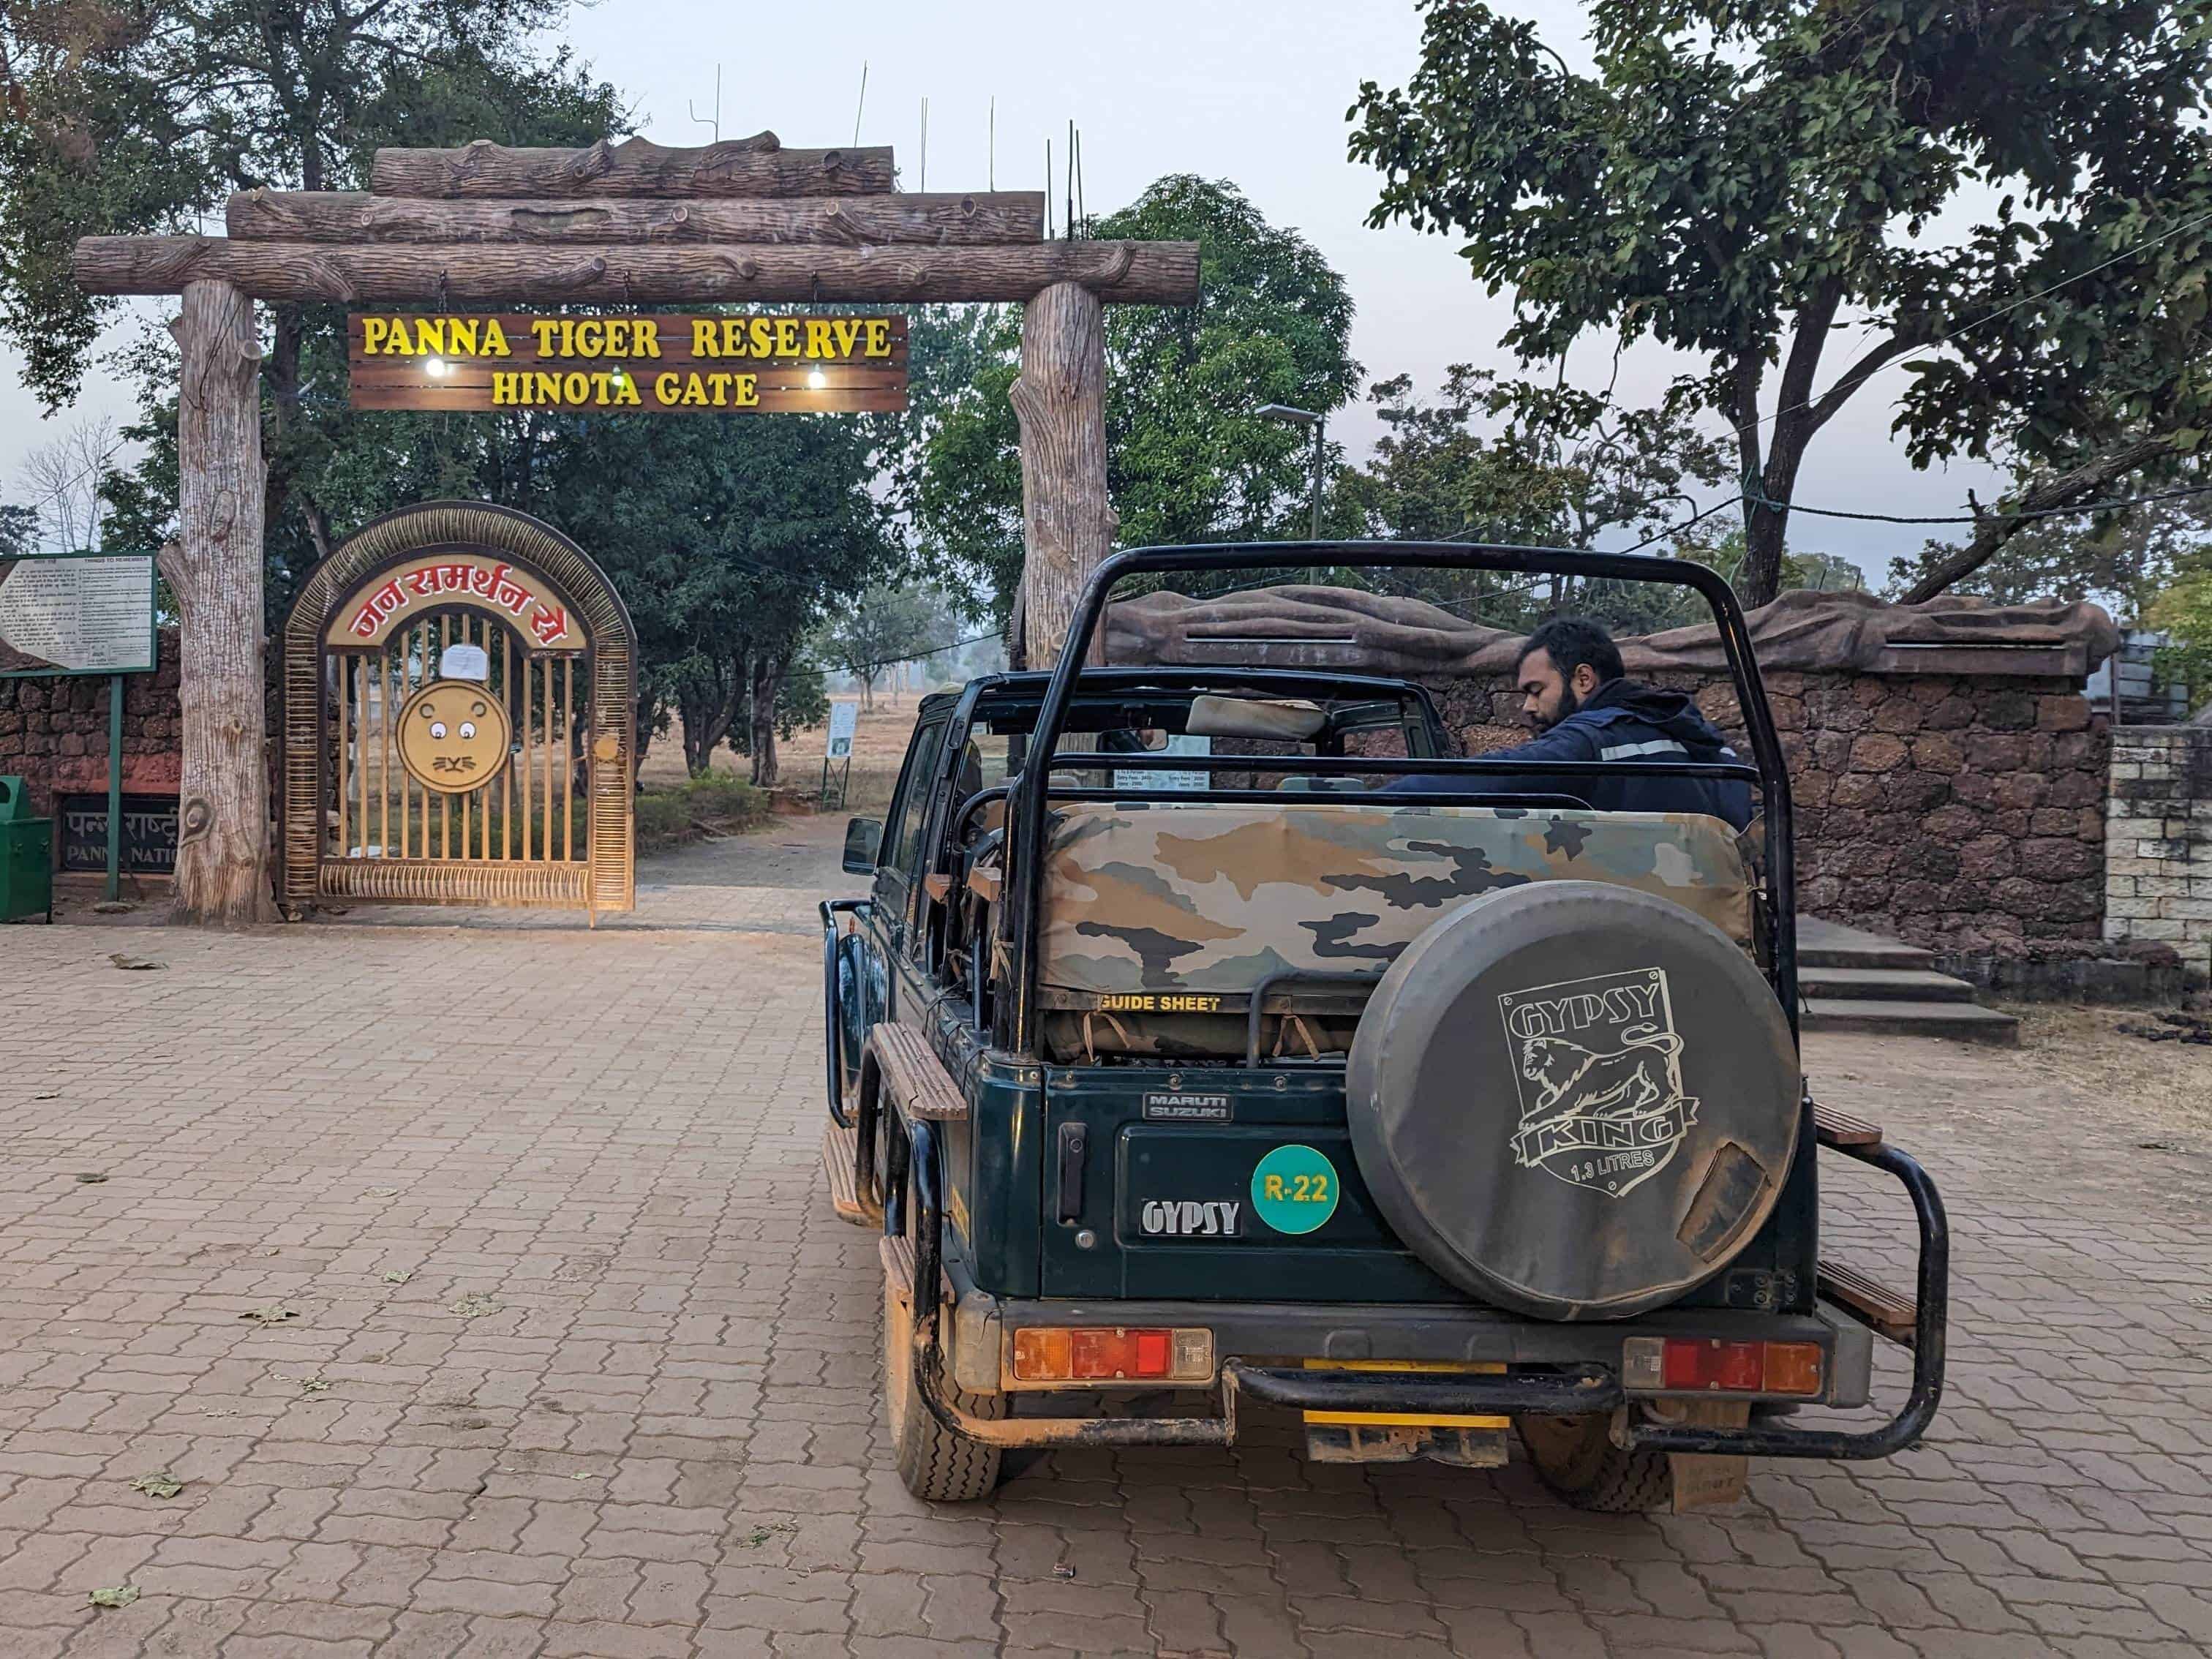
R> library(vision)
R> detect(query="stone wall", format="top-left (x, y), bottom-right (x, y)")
top-left (0, 629), bottom-right (184, 819)
top-left (1423, 666), bottom-right (2110, 957)
top-left (2105, 726), bottom-right (2212, 979)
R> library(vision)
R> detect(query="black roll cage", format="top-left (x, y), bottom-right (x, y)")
top-left (990, 540), bottom-right (1797, 1057)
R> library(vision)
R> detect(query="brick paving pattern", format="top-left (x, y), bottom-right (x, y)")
top-left (2, 825), bottom-right (2210, 1656)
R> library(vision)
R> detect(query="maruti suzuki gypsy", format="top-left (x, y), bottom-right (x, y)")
top-left (820, 541), bottom-right (1946, 1511)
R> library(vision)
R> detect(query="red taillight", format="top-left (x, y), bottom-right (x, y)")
top-left (1628, 1336), bottom-right (1824, 1397)
top-left (1011, 1326), bottom-right (1213, 1382)
top-left (1664, 1338), bottom-right (1763, 1391)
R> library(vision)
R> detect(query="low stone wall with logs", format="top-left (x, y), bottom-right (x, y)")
top-left (1106, 587), bottom-right (2124, 958)
top-left (0, 630), bottom-right (184, 820)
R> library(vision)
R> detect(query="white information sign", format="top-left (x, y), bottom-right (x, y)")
top-left (0, 553), bottom-right (157, 676)
top-left (1115, 733), bottom-right (1212, 793)
top-left (826, 700), bottom-right (859, 760)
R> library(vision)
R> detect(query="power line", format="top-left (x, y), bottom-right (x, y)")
top-left (1743, 478), bottom-right (2212, 526)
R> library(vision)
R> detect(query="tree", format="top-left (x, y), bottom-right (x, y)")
top-left (1331, 366), bottom-right (1727, 626)
top-left (542, 412), bottom-right (895, 786)
top-left (16, 415), bottom-right (118, 551)
top-left (913, 176), bottom-right (1360, 630)
top-left (1349, 0), bottom-right (2212, 606)
top-left (821, 584), bottom-right (957, 710)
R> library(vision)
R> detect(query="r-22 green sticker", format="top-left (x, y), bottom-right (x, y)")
top-left (1249, 1143), bottom-right (1340, 1235)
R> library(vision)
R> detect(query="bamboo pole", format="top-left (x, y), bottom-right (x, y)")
top-left (541, 658), bottom-right (554, 861)
top-left (503, 632), bottom-right (514, 859)
top-left (563, 658), bottom-right (574, 861)
top-left (379, 643), bottom-right (391, 857)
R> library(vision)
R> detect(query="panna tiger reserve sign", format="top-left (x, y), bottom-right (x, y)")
top-left (347, 312), bottom-right (908, 414)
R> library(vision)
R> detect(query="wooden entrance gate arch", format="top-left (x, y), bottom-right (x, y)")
top-left (72, 131), bottom-right (1198, 924)
top-left (280, 501), bottom-right (636, 917)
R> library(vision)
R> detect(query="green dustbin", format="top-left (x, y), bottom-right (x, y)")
top-left (0, 775), bottom-right (53, 923)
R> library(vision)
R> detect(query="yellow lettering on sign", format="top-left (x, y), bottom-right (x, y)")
top-left (680, 373), bottom-right (710, 407)
top-left (562, 371), bottom-right (588, 404)
top-left (532, 320), bottom-right (562, 356)
top-left (492, 371), bottom-right (520, 405)
top-left (774, 318), bottom-right (802, 358)
top-left (633, 320), bottom-right (661, 358)
top-left (447, 318), bottom-right (478, 356)
top-left (1265, 1175), bottom-right (1286, 1200)
top-left (609, 372), bottom-right (640, 407)
top-left (832, 319), bottom-right (862, 358)
top-left (654, 371), bottom-right (680, 405)
top-left (734, 373), bottom-right (759, 407)
top-left (361, 317), bottom-right (391, 355)
top-left (805, 319), bottom-right (834, 358)
top-left (749, 317), bottom-right (772, 357)
top-left (691, 319), bottom-right (719, 358)
top-left (726, 318), bottom-right (751, 358)
top-left (532, 371), bottom-right (561, 403)
top-left (864, 318), bottom-right (892, 358)
top-left (481, 318), bottom-right (511, 356)
top-left (573, 319), bottom-right (604, 356)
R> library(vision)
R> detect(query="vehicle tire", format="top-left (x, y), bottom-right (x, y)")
top-left (881, 1263), bottom-right (1004, 1502)
top-left (1516, 1412), bottom-right (1672, 1513)
top-left (1347, 881), bottom-right (1799, 1321)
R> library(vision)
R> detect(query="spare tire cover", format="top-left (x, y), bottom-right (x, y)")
top-left (1347, 881), bottom-right (1799, 1321)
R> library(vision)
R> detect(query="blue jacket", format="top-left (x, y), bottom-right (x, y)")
top-left (1390, 678), bottom-right (1755, 830)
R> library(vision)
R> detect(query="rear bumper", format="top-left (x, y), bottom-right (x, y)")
top-left (914, 1135), bottom-right (1946, 1464)
top-left (951, 1290), bottom-right (1873, 1408)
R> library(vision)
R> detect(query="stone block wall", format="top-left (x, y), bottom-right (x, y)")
top-left (2105, 727), bottom-right (2212, 979)
top-left (0, 630), bottom-right (184, 819)
top-left (1425, 667), bottom-right (2110, 957)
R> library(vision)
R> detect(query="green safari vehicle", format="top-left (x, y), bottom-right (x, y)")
top-left (820, 541), bottom-right (1946, 1511)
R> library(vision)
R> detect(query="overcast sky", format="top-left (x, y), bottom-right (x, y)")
top-left (0, 0), bottom-right (2006, 579)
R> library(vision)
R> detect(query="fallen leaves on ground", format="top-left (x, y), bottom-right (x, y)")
top-left (449, 1293), bottom-right (501, 1318)
top-left (380, 1270), bottom-right (412, 1284)
top-left (108, 954), bottom-right (163, 971)
top-left (75, 1173), bottom-right (108, 1184)
top-left (129, 1471), bottom-right (183, 1500)
top-left (87, 1586), bottom-right (139, 1609)
top-left (738, 1521), bottom-right (800, 1547)
top-left (239, 1304), bottom-right (298, 1325)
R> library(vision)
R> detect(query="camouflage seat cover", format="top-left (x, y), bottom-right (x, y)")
top-left (1036, 802), bottom-right (1752, 1056)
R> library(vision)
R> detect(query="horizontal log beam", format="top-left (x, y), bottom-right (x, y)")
top-left (370, 134), bottom-right (893, 198)
top-left (227, 190), bottom-right (1045, 246)
top-left (72, 238), bottom-right (1201, 305)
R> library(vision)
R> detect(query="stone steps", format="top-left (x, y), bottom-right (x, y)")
top-left (1797, 918), bottom-right (2020, 1045)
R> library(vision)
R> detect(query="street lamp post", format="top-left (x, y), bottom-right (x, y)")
top-left (1257, 403), bottom-right (1324, 539)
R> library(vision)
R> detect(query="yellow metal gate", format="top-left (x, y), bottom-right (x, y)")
top-left (282, 503), bottom-right (634, 917)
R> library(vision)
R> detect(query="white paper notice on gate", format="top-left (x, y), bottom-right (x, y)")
top-left (827, 701), bottom-right (859, 759)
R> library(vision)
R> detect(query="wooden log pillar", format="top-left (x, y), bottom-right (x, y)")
top-left (1011, 282), bottom-right (1116, 669)
top-left (163, 279), bottom-right (276, 926)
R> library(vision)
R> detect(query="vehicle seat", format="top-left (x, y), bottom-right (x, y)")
top-left (1032, 800), bottom-right (1754, 1060)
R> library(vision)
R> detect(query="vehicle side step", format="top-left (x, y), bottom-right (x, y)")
top-left (821, 1121), bottom-right (879, 1227)
top-left (1810, 1101), bottom-right (1883, 1149)
top-left (1818, 1260), bottom-right (1917, 1347)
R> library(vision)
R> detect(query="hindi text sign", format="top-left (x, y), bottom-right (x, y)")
top-left (0, 552), bottom-right (157, 677)
top-left (349, 312), bottom-right (908, 414)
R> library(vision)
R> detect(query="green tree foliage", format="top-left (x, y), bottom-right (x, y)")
top-left (821, 584), bottom-right (958, 709)
top-left (1348, 0), bottom-right (2212, 606)
top-left (1330, 366), bottom-right (1728, 631)
top-left (0, 0), bottom-right (624, 602)
top-left (913, 176), bottom-right (1361, 619)
top-left (2148, 564), bottom-right (2212, 715)
top-left (543, 415), bottom-right (894, 783)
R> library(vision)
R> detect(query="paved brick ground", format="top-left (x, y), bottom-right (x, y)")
top-left (2, 824), bottom-right (2211, 1657)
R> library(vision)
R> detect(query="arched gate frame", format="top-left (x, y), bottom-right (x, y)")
top-left (280, 501), bottom-right (636, 917)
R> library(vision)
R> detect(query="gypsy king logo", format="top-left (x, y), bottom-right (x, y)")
top-left (1499, 968), bottom-right (1698, 1197)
